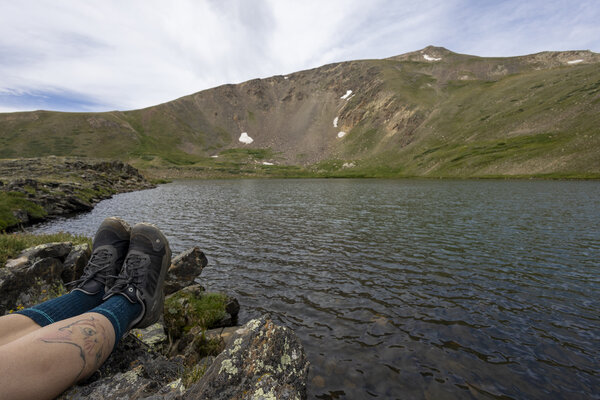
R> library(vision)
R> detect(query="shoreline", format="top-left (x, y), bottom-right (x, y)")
top-left (0, 157), bottom-right (154, 232)
top-left (141, 166), bottom-right (600, 181)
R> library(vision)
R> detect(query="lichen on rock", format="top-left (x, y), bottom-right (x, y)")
top-left (184, 316), bottom-right (309, 400)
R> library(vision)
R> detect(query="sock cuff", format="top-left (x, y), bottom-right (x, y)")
top-left (14, 290), bottom-right (104, 327)
top-left (15, 307), bottom-right (55, 327)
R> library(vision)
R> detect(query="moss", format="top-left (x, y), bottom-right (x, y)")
top-left (0, 192), bottom-right (48, 231)
top-left (164, 291), bottom-right (228, 340)
top-left (0, 232), bottom-right (91, 267)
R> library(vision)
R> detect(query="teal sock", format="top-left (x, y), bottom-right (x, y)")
top-left (91, 295), bottom-right (142, 351)
top-left (16, 290), bottom-right (105, 327)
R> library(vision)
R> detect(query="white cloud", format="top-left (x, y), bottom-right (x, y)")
top-left (0, 0), bottom-right (598, 112)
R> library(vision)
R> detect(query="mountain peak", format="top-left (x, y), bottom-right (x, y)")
top-left (386, 46), bottom-right (456, 62)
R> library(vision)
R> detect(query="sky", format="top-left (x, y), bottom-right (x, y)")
top-left (1, 0), bottom-right (599, 113)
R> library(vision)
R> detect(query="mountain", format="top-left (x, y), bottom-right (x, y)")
top-left (1, 46), bottom-right (599, 178)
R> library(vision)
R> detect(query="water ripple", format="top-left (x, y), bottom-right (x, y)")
top-left (32, 179), bottom-right (600, 399)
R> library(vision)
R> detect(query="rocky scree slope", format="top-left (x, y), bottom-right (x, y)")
top-left (1, 46), bottom-right (599, 178)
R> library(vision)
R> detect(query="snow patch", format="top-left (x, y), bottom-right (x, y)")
top-left (239, 132), bottom-right (253, 144)
top-left (423, 54), bottom-right (442, 62)
top-left (262, 162), bottom-right (274, 166)
top-left (210, 155), bottom-right (218, 158)
top-left (567, 59), bottom-right (584, 64)
top-left (337, 131), bottom-right (346, 138)
top-left (284, 76), bottom-right (289, 79)
top-left (340, 90), bottom-right (353, 100)
top-left (333, 117), bottom-right (338, 128)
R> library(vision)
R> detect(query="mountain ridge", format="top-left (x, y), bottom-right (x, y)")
top-left (1, 46), bottom-right (599, 178)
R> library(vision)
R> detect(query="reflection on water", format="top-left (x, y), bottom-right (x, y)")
top-left (32, 179), bottom-right (600, 399)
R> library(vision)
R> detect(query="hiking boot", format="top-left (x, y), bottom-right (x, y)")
top-left (71, 217), bottom-right (131, 295)
top-left (103, 223), bottom-right (171, 330)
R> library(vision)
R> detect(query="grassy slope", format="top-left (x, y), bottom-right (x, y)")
top-left (326, 59), bottom-right (600, 178)
top-left (0, 49), bottom-right (598, 178)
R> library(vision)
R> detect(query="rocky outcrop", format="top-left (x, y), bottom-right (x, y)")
top-left (1, 241), bottom-right (309, 399)
top-left (0, 157), bottom-right (154, 231)
top-left (0, 242), bottom-right (90, 314)
top-left (184, 317), bottom-right (309, 400)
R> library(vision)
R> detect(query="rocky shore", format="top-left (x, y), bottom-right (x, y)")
top-left (0, 157), bottom-right (154, 231)
top-left (0, 242), bottom-right (309, 399)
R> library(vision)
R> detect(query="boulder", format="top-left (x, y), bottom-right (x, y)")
top-left (19, 242), bottom-right (73, 262)
top-left (61, 243), bottom-right (92, 283)
top-left (0, 243), bottom-right (74, 314)
top-left (184, 317), bottom-right (309, 400)
top-left (165, 246), bottom-right (208, 295)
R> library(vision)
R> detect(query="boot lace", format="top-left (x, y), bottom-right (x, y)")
top-left (108, 253), bottom-right (146, 293)
top-left (67, 248), bottom-right (117, 288)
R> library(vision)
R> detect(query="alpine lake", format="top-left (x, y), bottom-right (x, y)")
top-left (32, 179), bottom-right (600, 399)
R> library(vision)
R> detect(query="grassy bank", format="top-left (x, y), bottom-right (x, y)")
top-left (0, 192), bottom-right (47, 231)
top-left (0, 232), bottom-right (91, 266)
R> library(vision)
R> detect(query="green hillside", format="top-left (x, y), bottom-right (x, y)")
top-left (1, 46), bottom-right (598, 178)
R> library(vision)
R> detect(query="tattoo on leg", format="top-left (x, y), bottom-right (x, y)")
top-left (38, 316), bottom-right (108, 380)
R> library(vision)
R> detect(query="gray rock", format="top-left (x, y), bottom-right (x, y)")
top-left (131, 321), bottom-right (168, 350)
top-left (165, 247), bottom-right (208, 295)
top-left (184, 316), bottom-right (309, 400)
top-left (61, 243), bottom-right (91, 283)
top-left (19, 242), bottom-right (73, 262)
top-left (0, 256), bottom-right (67, 314)
top-left (1, 242), bottom-right (78, 314)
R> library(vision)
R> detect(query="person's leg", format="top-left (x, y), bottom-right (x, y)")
top-left (0, 312), bottom-right (115, 400)
top-left (0, 314), bottom-right (40, 346)
top-left (0, 217), bottom-right (131, 347)
top-left (0, 222), bottom-right (170, 399)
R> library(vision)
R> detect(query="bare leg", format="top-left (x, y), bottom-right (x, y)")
top-left (0, 314), bottom-right (42, 346)
top-left (0, 312), bottom-right (115, 400)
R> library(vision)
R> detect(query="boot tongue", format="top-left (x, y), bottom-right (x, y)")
top-left (77, 279), bottom-right (105, 295)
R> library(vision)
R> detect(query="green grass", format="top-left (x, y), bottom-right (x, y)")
top-left (0, 192), bottom-right (47, 231)
top-left (0, 231), bottom-right (91, 267)
top-left (218, 148), bottom-right (274, 160)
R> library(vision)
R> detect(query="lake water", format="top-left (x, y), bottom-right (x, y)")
top-left (32, 179), bottom-right (600, 399)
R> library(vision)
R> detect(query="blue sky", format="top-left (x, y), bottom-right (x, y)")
top-left (1, 0), bottom-right (599, 113)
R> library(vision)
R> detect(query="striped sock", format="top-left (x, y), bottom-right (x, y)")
top-left (16, 290), bottom-right (105, 327)
top-left (90, 295), bottom-right (142, 350)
